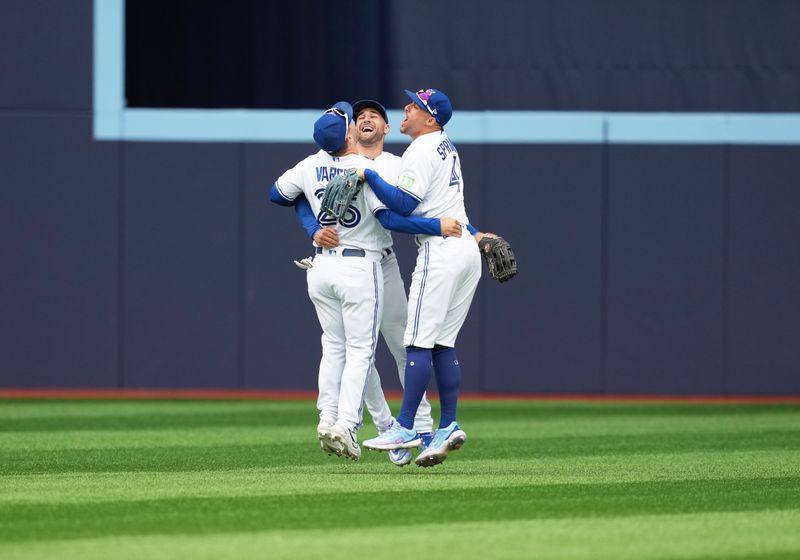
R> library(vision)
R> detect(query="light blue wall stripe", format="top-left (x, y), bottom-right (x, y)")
top-left (93, 0), bottom-right (124, 139)
top-left (94, 0), bottom-right (800, 146)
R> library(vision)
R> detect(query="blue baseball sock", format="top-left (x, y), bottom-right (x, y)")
top-left (397, 346), bottom-right (432, 430)
top-left (433, 346), bottom-right (461, 428)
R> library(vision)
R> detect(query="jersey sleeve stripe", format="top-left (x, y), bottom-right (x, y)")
top-left (272, 181), bottom-right (295, 203)
top-left (398, 186), bottom-right (423, 202)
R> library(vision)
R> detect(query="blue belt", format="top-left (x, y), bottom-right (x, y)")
top-left (315, 247), bottom-right (366, 257)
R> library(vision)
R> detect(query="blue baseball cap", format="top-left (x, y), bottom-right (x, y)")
top-left (352, 99), bottom-right (389, 123)
top-left (403, 88), bottom-right (452, 127)
top-left (313, 101), bottom-right (353, 153)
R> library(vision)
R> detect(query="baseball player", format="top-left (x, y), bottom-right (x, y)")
top-left (291, 99), bottom-right (437, 467)
top-left (361, 88), bottom-right (482, 467)
top-left (269, 102), bottom-right (462, 461)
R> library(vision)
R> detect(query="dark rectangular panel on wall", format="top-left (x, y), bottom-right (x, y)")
top-left (386, 0), bottom-right (800, 112)
top-left (123, 143), bottom-right (240, 388)
top-left (606, 145), bottom-right (725, 394)
top-left (0, 0), bottom-right (92, 109)
top-left (243, 143), bottom-right (325, 391)
top-left (727, 147), bottom-right (800, 394)
top-left (483, 145), bottom-right (604, 393)
top-left (0, 115), bottom-right (119, 387)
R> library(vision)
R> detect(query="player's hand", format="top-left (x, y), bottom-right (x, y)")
top-left (314, 227), bottom-right (339, 248)
top-left (439, 217), bottom-right (463, 238)
top-left (356, 168), bottom-right (366, 181)
top-left (473, 231), bottom-right (494, 243)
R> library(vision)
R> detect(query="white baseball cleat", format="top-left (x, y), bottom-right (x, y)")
top-left (329, 423), bottom-right (361, 461)
top-left (415, 422), bottom-right (466, 467)
top-left (317, 422), bottom-right (343, 456)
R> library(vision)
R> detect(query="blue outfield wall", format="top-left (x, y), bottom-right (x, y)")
top-left (1, 0), bottom-right (799, 394)
top-left (4, 131), bottom-right (799, 394)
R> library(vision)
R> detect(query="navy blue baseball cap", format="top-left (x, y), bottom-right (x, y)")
top-left (403, 88), bottom-right (452, 127)
top-left (352, 99), bottom-right (389, 124)
top-left (313, 101), bottom-right (353, 153)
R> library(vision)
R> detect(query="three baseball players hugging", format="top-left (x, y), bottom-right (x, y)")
top-left (270, 88), bottom-right (517, 468)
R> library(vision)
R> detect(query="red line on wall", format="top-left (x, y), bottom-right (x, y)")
top-left (0, 388), bottom-right (799, 404)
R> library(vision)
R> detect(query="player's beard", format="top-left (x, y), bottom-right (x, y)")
top-left (356, 130), bottom-right (382, 148)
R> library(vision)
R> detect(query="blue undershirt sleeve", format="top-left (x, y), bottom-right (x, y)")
top-left (466, 223), bottom-right (478, 236)
top-left (364, 169), bottom-right (419, 216)
top-left (375, 209), bottom-right (440, 236)
top-left (269, 182), bottom-right (295, 207)
top-left (293, 195), bottom-right (320, 239)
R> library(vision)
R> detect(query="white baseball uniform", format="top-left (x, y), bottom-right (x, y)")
top-left (275, 150), bottom-right (389, 431)
top-left (396, 131), bottom-right (481, 348)
top-left (365, 152), bottom-right (434, 434)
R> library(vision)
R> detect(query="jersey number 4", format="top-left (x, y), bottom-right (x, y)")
top-left (449, 155), bottom-right (461, 192)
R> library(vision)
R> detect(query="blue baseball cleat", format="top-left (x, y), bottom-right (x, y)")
top-left (415, 422), bottom-right (466, 467)
top-left (388, 430), bottom-right (431, 466)
top-left (364, 422), bottom-right (420, 451)
top-left (377, 419), bottom-right (413, 466)
top-left (388, 448), bottom-right (413, 466)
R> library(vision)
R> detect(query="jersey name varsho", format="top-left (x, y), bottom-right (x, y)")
top-left (316, 166), bottom-right (351, 183)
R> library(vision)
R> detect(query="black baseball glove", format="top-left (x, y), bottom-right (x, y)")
top-left (478, 234), bottom-right (518, 283)
top-left (320, 169), bottom-right (362, 222)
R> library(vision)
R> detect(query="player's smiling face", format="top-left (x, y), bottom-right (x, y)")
top-left (355, 109), bottom-right (388, 146)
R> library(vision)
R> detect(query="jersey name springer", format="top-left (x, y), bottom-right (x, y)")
top-left (436, 137), bottom-right (458, 161)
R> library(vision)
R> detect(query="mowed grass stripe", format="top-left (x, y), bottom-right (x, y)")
top-left (1, 401), bottom-right (797, 430)
top-left (1, 511), bottom-right (799, 560)
top-left (2, 409), bottom-right (799, 450)
top-left (0, 400), bottom-right (308, 420)
top-left (0, 477), bottom-right (798, 542)
top-left (1, 428), bottom-right (798, 475)
top-left (3, 450), bottom-right (798, 505)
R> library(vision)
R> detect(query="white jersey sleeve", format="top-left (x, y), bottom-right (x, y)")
top-left (274, 155), bottom-right (312, 202)
top-left (364, 187), bottom-right (386, 214)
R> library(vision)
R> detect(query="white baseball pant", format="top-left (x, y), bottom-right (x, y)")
top-left (308, 248), bottom-right (383, 431)
top-left (405, 232), bottom-right (481, 349)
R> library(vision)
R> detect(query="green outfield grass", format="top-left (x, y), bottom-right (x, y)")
top-left (0, 398), bottom-right (799, 560)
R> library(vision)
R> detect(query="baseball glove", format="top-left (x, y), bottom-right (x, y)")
top-left (320, 169), bottom-right (362, 222)
top-left (478, 235), bottom-right (518, 283)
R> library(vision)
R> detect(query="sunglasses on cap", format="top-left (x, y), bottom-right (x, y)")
top-left (414, 89), bottom-right (438, 117)
top-left (324, 107), bottom-right (350, 130)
